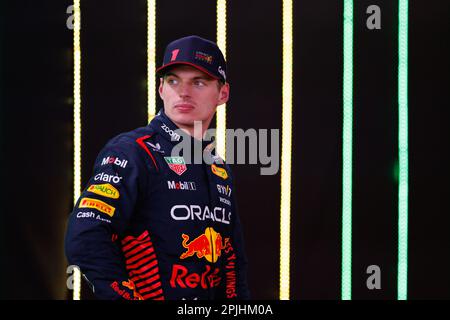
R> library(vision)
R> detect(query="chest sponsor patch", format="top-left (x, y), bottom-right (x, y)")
top-left (170, 204), bottom-right (231, 225)
top-left (217, 184), bottom-right (232, 197)
top-left (219, 197), bottom-right (231, 206)
top-left (164, 156), bottom-right (187, 176)
top-left (211, 164), bottom-right (228, 180)
top-left (170, 264), bottom-right (221, 290)
top-left (180, 227), bottom-right (229, 263)
top-left (167, 180), bottom-right (196, 191)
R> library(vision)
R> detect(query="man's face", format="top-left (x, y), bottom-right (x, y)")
top-left (158, 65), bottom-right (229, 129)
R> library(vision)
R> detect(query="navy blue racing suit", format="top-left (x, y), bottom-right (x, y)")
top-left (65, 110), bottom-right (250, 300)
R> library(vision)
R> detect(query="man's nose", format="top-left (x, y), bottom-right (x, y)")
top-left (177, 82), bottom-right (192, 97)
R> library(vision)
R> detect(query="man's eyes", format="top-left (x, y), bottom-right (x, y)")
top-left (193, 80), bottom-right (206, 87)
top-left (167, 78), bottom-right (178, 85)
top-left (167, 79), bottom-right (207, 87)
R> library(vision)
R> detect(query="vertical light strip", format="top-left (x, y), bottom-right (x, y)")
top-left (397, 0), bottom-right (409, 301)
top-left (147, 0), bottom-right (156, 122)
top-left (280, 0), bottom-right (292, 300)
top-left (341, 0), bottom-right (353, 300)
top-left (216, 0), bottom-right (227, 160)
top-left (73, 0), bottom-right (82, 301)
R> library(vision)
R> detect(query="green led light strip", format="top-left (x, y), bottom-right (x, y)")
top-left (397, 0), bottom-right (409, 300)
top-left (341, 0), bottom-right (353, 300)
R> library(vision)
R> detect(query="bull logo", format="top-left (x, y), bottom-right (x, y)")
top-left (180, 227), bottom-right (228, 263)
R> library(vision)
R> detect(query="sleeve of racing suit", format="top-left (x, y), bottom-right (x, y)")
top-left (228, 168), bottom-right (251, 300)
top-left (65, 140), bottom-right (147, 300)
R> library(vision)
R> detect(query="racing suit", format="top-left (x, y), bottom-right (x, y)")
top-left (65, 109), bottom-right (250, 300)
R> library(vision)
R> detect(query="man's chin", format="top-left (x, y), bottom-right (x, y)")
top-left (171, 115), bottom-right (202, 127)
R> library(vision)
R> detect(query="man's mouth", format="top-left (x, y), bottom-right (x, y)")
top-left (174, 103), bottom-right (195, 112)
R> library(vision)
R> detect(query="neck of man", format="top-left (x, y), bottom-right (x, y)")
top-left (176, 119), bottom-right (212, 141)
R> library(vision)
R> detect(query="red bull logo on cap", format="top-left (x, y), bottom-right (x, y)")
top-left (180, 227), bottom-right (229, 263)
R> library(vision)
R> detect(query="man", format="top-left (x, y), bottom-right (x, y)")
top-left (65, 35), bottom-right (250, 300)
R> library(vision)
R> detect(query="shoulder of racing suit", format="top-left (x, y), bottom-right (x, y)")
top-left (99, 125), bottom-right (164, 173)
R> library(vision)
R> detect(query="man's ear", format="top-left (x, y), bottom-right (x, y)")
top-left (158, 77), bottom-right (164, 98)
top-left (218, 82), bottom-right (230, 106)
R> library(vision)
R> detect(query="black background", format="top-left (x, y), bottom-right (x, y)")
top-left (0, 0), bottom-right (449, 299)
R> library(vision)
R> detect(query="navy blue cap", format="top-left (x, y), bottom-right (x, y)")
top-left (156, 35), bottom-right (227, 83)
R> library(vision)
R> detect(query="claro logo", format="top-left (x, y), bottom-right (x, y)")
top-left (94, 172), bottom-right (123, 184)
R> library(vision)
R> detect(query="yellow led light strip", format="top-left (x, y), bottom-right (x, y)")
top-left (73, 0), bottom-right (82, 301)
top-left (280, 0), bottom-right (292, 300)
top-left (147, 0), bottom-right (156, 122)
top-left (216, 0), bottom-right (227, 160)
